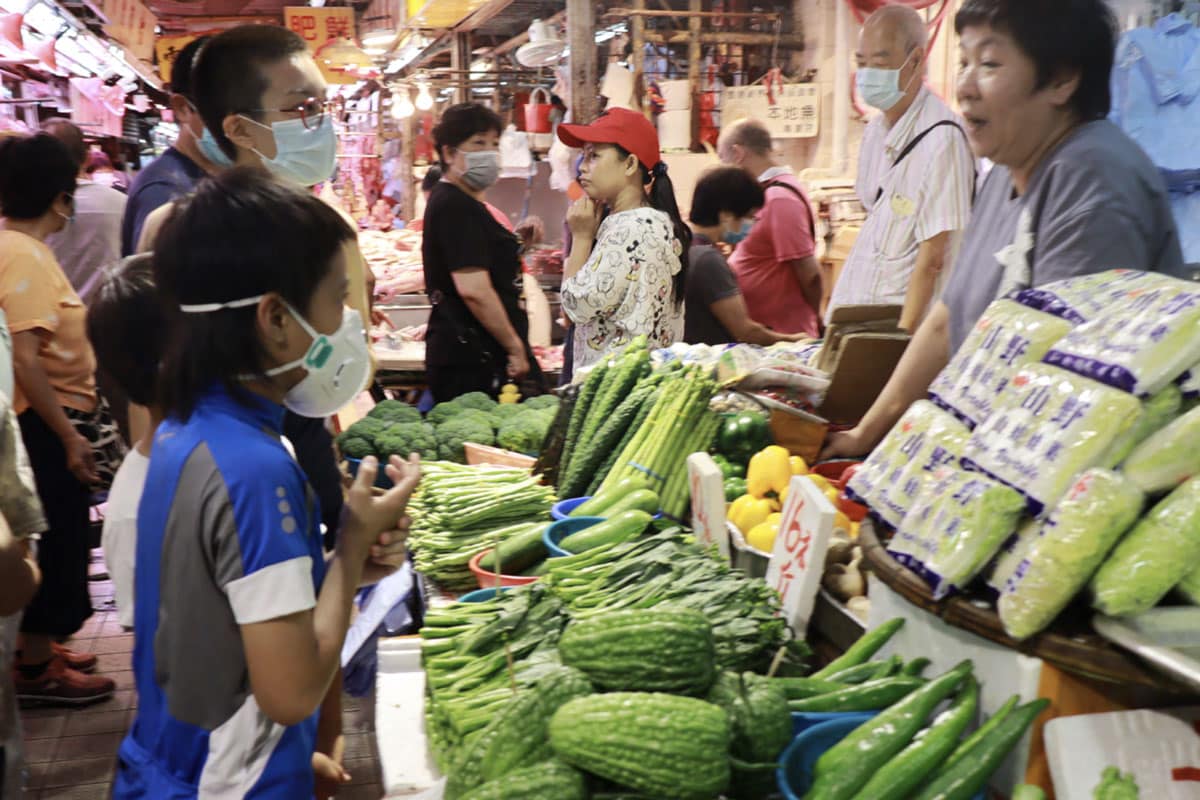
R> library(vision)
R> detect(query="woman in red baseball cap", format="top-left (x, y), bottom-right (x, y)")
top-left (556, 107), bottom-right (690, 370)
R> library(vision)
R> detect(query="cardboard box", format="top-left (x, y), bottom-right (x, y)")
top-left (816, 305), bottom-right (910, 426)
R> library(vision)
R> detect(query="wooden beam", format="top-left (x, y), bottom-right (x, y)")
top-left (646, 30), bottom-right (806, 47)
top-left (450, 32), bottom-right (471, 103)
top-left (567, 0), bottom-right (598, 124)
top-left (454, 0), bottom-right (515, 32)
top-left (687, 0), bottom-right (701, 150)
top-left (630, 0), bottom-right (646, 116)
top-left (482, 10), bottom-right (567, 57)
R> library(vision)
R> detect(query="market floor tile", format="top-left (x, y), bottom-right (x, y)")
top-left (17, 550), bottom-right (386, 799)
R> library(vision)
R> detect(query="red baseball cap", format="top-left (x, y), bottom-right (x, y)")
top-left (557, 108), bottom-right (662, 171)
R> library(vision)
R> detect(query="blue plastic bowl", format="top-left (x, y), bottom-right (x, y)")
top-left (791, 711), bottom-right (876, 737)
top-left (778, 715), bottom-right (986, 800)
top-left (458, 587), bottom-right (511, 603)
top-left (344, 457), bottom-right (395, 490)
top-left (551, 496), bottom-right (592, 520)
top-left (544, 516), bottom-right (605, 557)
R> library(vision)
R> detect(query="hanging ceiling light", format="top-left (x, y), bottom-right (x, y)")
top-left (515, 18), bottom-right (565, 68)
top-left (415, 81), bottom-right (433, 111)
top-left (316, 37), bottom-right (372, 74)
top-left (391, 86), bottom-right (414, 119)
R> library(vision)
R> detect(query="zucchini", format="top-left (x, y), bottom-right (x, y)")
top-left (479, 523), bottom-right (550, 574)
top-left (909, 698), bottom-right (1049, 800)
top-left (558, 607), bottom-right (716, 694)
top-left (571, 475), bottom-right (651, 516)
top-left (786, 676), bottom-right (925, 713)
top-left (558, 510), bottom-right (653, 553)
top-left (811, 618), bottom-right (905, 680)
top-left (549, 692), bottom-right (731, 799)
top-left (460, 760), bottom-right (586, 800)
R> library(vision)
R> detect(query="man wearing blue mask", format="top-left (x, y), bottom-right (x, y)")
top-left (827, 5), bottom-right (976, 333)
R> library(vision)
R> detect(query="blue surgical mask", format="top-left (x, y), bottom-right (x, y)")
top-left (197, 126), bottom-right (235, 168)
top-left (856, 50), bottom-right (918, 112)
top-left (242, 114), bottom-right (337, 188)
top-left (722, 219), bottom-right (754, 245)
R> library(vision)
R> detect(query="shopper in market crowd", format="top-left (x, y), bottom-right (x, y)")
top-left (557, 107), bottom-right (689, 369)
top-left (0, 307), bottom-right (47, 798)
top-left (42, 118), bottom-right (126, 303)
top-left (823, 0), bottom-right (1186, 462)
top-left (826, 4), bottom-right (976, 332)
top-left (685, 166), bottom-right (810, 347)
top-left (0, 133), bottom-right (115, 705)
top-left (423, 102), bottom-right (543, 400)
top-left (718, 117), bottom-right (822, 338)
top-left (113, 168), bottom-right (419, 799)
top-left (121, 34), bottom-right (215, 256)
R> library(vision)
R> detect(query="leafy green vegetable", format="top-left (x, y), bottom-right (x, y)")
top-left (1093, 766), bottom-right (1139, 800)
top-left (998, 469), bottom-right (1143, 639)
top-left (436, 417), bottom-right (496, 463)
top-left (491, 404), bottom-right (525, 422)
top-left (1092, 475), bottom-right (1200, 616)
top-left (341, 416), bottom-right (389, 443)
top-left (1121, 402), bottom-right (1200, 494)
top-left (428, 401), bottom-right (463, 425)
top-left (497, 410), bottom-right (552, 454)
top-left (376, 422), bottom-right (438, 460)
top-left (338, 435), bottom-right (376, 460)
top-left (366, 398), bottom-right (421, 424)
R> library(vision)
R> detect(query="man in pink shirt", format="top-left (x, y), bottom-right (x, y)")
top-left (718, 119), bottom-right (822, 337)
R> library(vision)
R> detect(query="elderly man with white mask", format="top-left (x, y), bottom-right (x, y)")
top-left (827, 5), bottom-right (976, 332)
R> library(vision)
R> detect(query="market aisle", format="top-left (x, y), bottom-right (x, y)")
top-left (19, 551), bottom-right (387, 799)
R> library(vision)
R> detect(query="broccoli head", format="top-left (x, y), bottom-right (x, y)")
top-left (496, 410), bottom-right (552, 454)
top-left (435, 417), bottom-right (496, 463)
top-left (426, 400), bottom-right (462, 426)
top-left (455, 391), bottom-right (498, 413)
top-left (338, 435), bottom-right (376, 460)
top-left (366, 399), bottom-right (421, 425)
top-left (456, 408), bottom-right (497, 431)
top-left (492, 404), bottom-right (525, 422)
top-left (375, 422), bottom-right (438, 460)
top-left (340, 417), bottom-right (388, 445)
top-left (522, 394), bottom-right (560, 412)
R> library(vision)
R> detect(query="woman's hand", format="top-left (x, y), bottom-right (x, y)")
top-left (566, 197), bottom-right (602, 241)
top-left (819, 426), bottom-right (875, 462)
top-left (506, 347), bottom-right (531, 381)
top-left (339, 455), bottom-right (421, 562)
top-left (62, 431), bottom-right (98, 486)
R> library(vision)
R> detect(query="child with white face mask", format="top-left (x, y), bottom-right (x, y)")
top-left (113, 168), bottom-right (419, 800)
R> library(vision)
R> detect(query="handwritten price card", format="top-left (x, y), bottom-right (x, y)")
top-left (764, 474), bottom-right (835, 634)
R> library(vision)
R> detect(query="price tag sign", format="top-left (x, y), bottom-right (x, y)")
top-left (688, 453), bottom-right (729, 559)
top-left (764, 475), bottom-right (836, 634)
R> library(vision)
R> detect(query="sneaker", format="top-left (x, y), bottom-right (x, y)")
top-left (14, 657), bottom-right (115, 706)
top-left (51, 642), bottom-right (98, 673)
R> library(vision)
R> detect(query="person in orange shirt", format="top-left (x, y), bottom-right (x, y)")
top-left (0, 133), bottom-right (115, 705)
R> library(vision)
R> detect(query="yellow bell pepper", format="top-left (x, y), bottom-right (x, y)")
top-left (807, 473), bottom-right (831, 492)
top-left (747, 445), bottom-right (792, 498)
top-left (767, 512), bottom-right (783, 526)
top-left (746, 520), bottom-right (779, 552)
top-left (728, 494), bottom-right (776, 533)
top-left (790, 456), bottom-right (809, 475)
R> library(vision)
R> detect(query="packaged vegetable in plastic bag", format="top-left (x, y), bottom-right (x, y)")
top-left (1011, 269), bottom-right (1175, 324)
top-left (1091, 475), bottom-right (1200, 616)
top-left (985, 519), bottom-right (1039, 596)
top-left (890, 466), bottom-right (1026, 598)
top-left (1043, 276), bottom-right (1200, 396)
top-left (1120, 400), bottom-right (1200, 494)
top-left (846, 401), bottom-right (970, 528)
top-left (1104, 385), bottom-right (1183, 469)
top-left (929, 299), bottom-right (1074, 428)
top-left (998, 470), bottom-right (1143, 639)
top-left (963, 364), bottom-right (1143, 514)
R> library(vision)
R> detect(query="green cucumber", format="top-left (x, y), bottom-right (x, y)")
top-left (570, 476), bottom-right (651, 516)
top-left (849, 676), bottom-right (980, 800)
top-left (787, 676), bottom-right (924, 713)
top-left (770, 676), bottom-right (853, 700)
top-left (478, 524), bottom-right (549, 574)
top-left (902, 657), bottom-right (932, 677)
top-left (811, 618), bottom-right (905, 680)
top-left (600, 488), bottom-right (659, 516)
top-left (942, 694), bottom-right (1019, 773)
top-left (910, 698), bottom-right (1049, 800)
top-left (821, 661), bottom-right (886, 685)
top-left (807, 660), bottom-right (974, 800)
top-left (558, 510), bottom-right (653, 553)
top-left (520, 558), bottom-right (552, 577)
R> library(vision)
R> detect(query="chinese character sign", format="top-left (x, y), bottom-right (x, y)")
top-left (688, 453), bottom-right (730, 559)
top-left (284, 7), bottom-right (357, 83)
top-left (155, 34), bottom-right (199, 84)
top-left (100, 0), bottom-right (157, 61)
top-left (764, 474), bottom-right (836, 634)
top-left (721, 84), bottom-right (820, 138)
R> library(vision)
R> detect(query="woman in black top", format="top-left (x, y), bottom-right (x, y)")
top-left (421, 103), bottom-right (541, 401)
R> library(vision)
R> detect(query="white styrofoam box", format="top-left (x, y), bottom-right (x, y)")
top-left (867, 576), bottom-right (1043, 795)
top-left (658, 109), bottom-right (691, 151)
top-left (659, 79), bottom-right (692, 111)
top-left (376, 636), bottom-right (444, 797)
top-left (1045, 707), bottom-right (1200, 800)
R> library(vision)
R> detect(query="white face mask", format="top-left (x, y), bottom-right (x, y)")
top-left (856, 49), bottom-right (920, 112)
top-left (179, 295), bottom-right (370, 418)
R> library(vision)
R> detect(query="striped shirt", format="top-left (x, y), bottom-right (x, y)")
top-left (827, 87), bottom-right (976, 320)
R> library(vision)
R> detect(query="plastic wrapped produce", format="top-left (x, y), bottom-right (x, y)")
top-left (1104, 385), bottom-right (1182, 469)
top-left (963, 364), bottom-right (1143, 514)
top-left (1122, 402), bottom-right (1200, 494)
top-left (929, 300), bottom-right (1074, 428)
top-left (986, 520), bottom-right (1039, 596)
top-left (1010, 269), bottom-right (1175, 324)
top-left (846, 401), bottom-right (970, 528)
top-left (890, 466), bottom-right (1026, 598)
top-left (1091, 475), bottom-right (1200, 616)
top-left (998, 470), bottom-right (1143, 639)
top-left (1043, 276), bottom-right (1200, 396)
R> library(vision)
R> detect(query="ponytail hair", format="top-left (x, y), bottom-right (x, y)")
top-left (615, 145), bottom-right (691, 307)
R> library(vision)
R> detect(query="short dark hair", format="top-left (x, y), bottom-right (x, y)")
top-left (87, 255), bottom-right (165, 407)
top-left (955, 0), bottom-right (1115, 120)
top-left (432, 103), bottom-right (503, 168)
top-left (43, 118), bottom-right (86, 170)
top-left (192, 25), bottom-right (309, 160)
top-left (154, 167), bottom-right (355, 419)
top-left (421, 165), bottom-right (443, 193)
top-left (689, 167), bottom-right (766, 226)
top-left (169, 34), bottom-right (211, 99)
top-left (0, 134), bottom-right (77, 220)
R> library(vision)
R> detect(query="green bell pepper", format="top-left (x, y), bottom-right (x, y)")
top-left (717, 411), bottom-right (772, 463)
top-left (712, 454), bottom-right (747, 479)
top-left (724, 477), bottom-right (748, 502)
